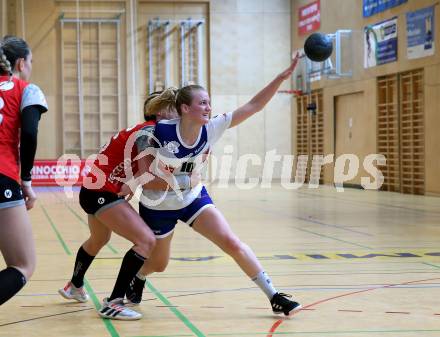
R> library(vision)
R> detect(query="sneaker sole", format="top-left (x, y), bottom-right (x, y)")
top-left (58, 288), bottom-right (89, 303)
top-left (98, 312), bottom-right (142, 320)
top-left (272, 304), bottom-right (302, 317)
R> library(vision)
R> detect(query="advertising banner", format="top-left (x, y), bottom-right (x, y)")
top-left (31, 159), bottom-right (90, 186)
top-left (363, 0), bottom-right (407, 17)
top-left (364, 17), bottom-right (398, 68)
top-left (406, 6), bottom-right (435, 59)
top-left (298, 0), bottom-right (320, 35)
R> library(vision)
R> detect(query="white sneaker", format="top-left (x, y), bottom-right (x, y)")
top-left (98, 297), bottom-right (142, 320)
top-left (58, 281), bottom-right (89, 303)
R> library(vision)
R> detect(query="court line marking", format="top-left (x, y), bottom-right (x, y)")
top-left (57, 198), bottom-right (207, 337)
top-left (37, 190), bottom-right (440, 337)
top-left (0, 308), bottom-right (92, 327)
top-left (41, 204), bottom-right (72, 255)
top-left (3, 281), bottom-right (438, 329)
top-left (296, 215), bottom-right (373, 236)
top-left (0, 290), bottom-right (224, 327)
top-left (273, 225), bottom-right (374, 249)
top-left (44, 187), bottom-right (118, 253)
top-left (302, 277), bottom-right (440, 310)
top-left (131, 328), bottom-right (440, 337)
top-left (146, 280), bottom-right (206, 337)
top-left (267, 276), bottom-right (440, 337)
top-left (38, 189), bottom-right (438, 334)
top-left (65, 203), bottom-right (119, 254)
top-left (295, 189), bottom-right (440, 217)
top-left (423, 262), bottom-right (440, 270)
top-left (249, 206), bottom-right (373, 249)
top-left (84, 279), bottom-right (121, 337)
top-left (38, 185), bottom-right (440, 217)
top-left (41, 202), bottom-right (121, 337)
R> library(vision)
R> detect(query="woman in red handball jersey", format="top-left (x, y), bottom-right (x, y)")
top-left (59, 88), bottom-right (185, 320)
top-left (0, 36), bottom-right (48, 305)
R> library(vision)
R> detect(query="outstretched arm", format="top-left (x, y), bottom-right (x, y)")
top-left (229, 53), bottom-right (299, 128)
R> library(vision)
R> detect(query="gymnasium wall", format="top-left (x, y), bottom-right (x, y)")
top-left (1, 0), bottom-right (293, 180)
top-left (2, 0), bottom-right (130, 158)
top-left (209, 0), bottom-right (293, 180)
top-left (0, 1), bottom-right (6, 37)
top-left (291, 0), bottom-right (440, 194)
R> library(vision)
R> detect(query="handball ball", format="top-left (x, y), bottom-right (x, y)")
top-left (304, 33), bottom-right (333, 62)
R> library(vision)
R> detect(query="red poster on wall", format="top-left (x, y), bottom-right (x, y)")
top-left (298, 0), bottom-right (321, 35)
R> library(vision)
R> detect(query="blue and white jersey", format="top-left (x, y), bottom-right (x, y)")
top-left (140, 112), bottom-right (232, 210)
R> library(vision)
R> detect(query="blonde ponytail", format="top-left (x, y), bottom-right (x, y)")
top-left (144, 87), bottom-right (178, 121)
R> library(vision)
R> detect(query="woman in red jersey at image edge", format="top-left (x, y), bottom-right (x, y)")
top-left (58, 88), bottom-right (195, 320)
top-left (0, 36), bottom-right (48, 305)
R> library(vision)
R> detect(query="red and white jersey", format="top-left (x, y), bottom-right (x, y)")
top-left (85, 120), bottom-right (156, 194)
top-left (0, 76), bottom-right (48, 182)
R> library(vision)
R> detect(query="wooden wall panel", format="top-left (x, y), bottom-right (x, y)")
top-left (292, 0), bottom-right (439, 194)
top-left (377, 74), bottom-right (400, 192)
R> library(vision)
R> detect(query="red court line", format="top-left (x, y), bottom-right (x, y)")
top-left (267, 320), bottom-right (283, 336)
top-left (266, 277), bottom-right (440, 337)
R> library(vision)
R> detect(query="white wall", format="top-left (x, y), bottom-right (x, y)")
top-left (210, 0), bottom-right (293, 180)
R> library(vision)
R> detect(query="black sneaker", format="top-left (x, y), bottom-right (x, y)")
top-left (270, 292), bottom-right (302, 316)
top-left (126, 276), bottom-right (146, 305)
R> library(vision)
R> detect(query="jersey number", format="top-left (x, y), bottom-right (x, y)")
top-left (0, 97), bottom-right (4, 125)
top-left (181, 162), bottom-right (194, 173)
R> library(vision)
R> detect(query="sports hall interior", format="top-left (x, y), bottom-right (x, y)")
top-left (1, 1), bottom-right (440, 337)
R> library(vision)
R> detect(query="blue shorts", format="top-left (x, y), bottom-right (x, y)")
top-left (139, 187), bottom-right (214, 238)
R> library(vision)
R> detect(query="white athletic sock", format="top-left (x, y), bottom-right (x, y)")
top-left (136, 272), bottom-right (146, 281)
top-left (252, 271), bottom-right (277, 300)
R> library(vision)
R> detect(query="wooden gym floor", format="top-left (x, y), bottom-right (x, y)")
top-left (1, 184), bottom-right (440, 337)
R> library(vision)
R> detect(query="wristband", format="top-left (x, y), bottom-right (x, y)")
top-left (21, 180), bottom-right (32, 187)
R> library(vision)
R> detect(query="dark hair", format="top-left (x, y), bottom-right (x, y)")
top-left (0, 35), bottom-right (30, 76)
top-left (175, 84), bottom-right (206, 115)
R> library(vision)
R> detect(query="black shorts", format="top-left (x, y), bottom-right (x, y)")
top-left (79, 187), bottom-right (125, 215)
top-left (0, 174), bottom-right (25, 209)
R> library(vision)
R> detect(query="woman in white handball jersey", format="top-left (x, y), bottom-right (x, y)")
top-left (127, 54), bottom-right (302, 316)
